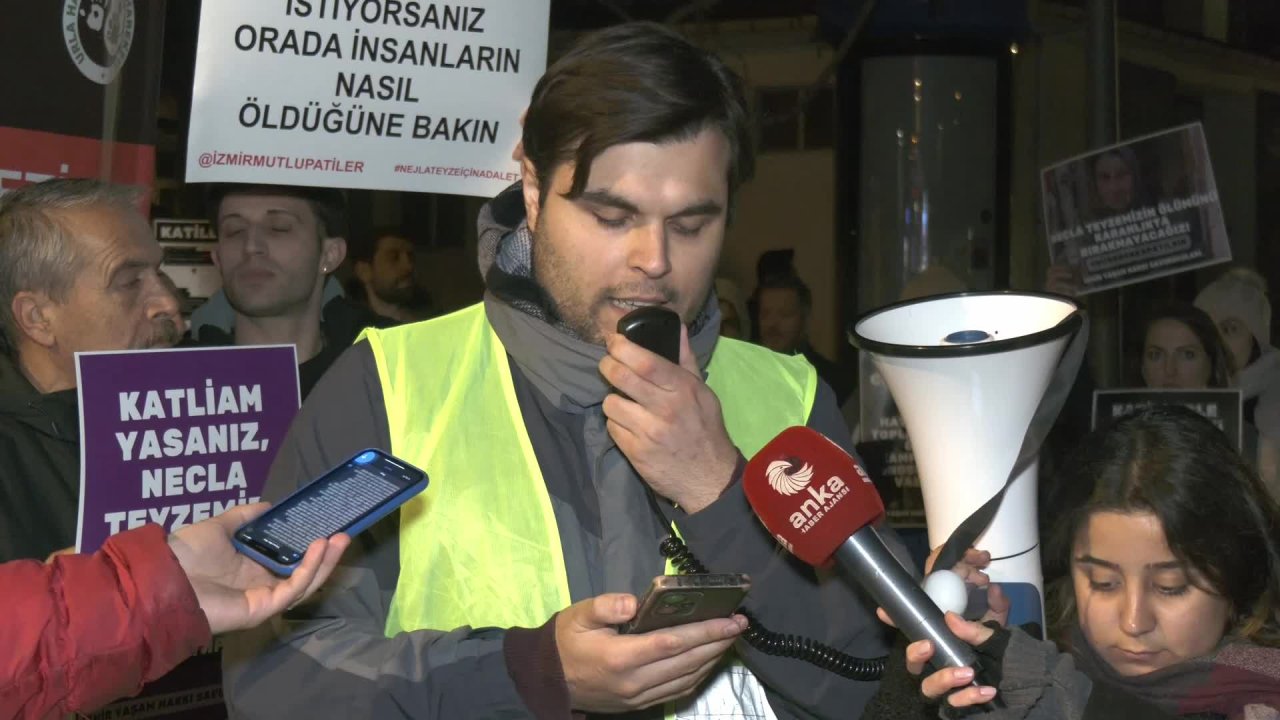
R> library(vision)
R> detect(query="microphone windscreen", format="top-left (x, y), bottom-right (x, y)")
top-left (743, 426), bottom-right (885, 566)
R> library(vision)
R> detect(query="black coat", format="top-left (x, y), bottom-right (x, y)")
top-left (0, 353), bottom-right (81, 562)
top-left (189, 296), bottom-right (397, 399)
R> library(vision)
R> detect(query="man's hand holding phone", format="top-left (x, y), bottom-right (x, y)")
top-left (556, 592), bottom-right (747, 713)
top-left (600, 308), bottom-right (739, 513)
top-left (623, 573), bottom-right (751, 634)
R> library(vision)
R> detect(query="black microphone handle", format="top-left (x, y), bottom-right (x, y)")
top-left (833, 526), bottom-right (981, 672)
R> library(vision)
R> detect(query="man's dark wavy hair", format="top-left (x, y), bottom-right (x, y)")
top-left (521, 22), bottom-right (755, 213)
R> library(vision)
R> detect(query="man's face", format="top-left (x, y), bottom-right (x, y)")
top-left (213, 194), bottom-right (332, 318)
top-left (524, 127), bottom-right (731, 345)
top-left (363, 234), bottom-right (416, 306)
top-left (757, 287), bottom-right (807, 353)
top-left (42, 205), bottom-right (182, 361)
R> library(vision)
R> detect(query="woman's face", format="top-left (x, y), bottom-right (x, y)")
top-left (1215, 316), bottom-right (1255, 374)
top-left (1095, 153), bottom-right (1135, 212)
top-left (1142, 318), bottom-right (1213, 389)
top-left (1072, 511), bottom-right (1232, 676)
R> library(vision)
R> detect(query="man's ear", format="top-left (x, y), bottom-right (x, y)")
top-left (521, 156), bottom-right (542, 232)
top-left (320, 237), bottom-right (347, 275)
top-left (11, 291), bottom-right (56, 348)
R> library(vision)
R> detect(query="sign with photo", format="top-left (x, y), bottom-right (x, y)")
top-left (1041, 123), bottom-right (1231, 294)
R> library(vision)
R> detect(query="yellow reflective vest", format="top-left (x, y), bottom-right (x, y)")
top-left (361, 302), bottom-right (816, 718)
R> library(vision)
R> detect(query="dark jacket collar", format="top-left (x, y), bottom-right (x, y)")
top-left (189, 296), bottom-right (395, 349)
top-left (0, 352), bottom-right (79, 442)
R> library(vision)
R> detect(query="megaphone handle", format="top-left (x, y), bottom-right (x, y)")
top-left (932, 311), bottom-right (1091, 574)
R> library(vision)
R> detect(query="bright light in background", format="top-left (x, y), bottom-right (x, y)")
top-left (1009, 43), bottom-right (1020, 55)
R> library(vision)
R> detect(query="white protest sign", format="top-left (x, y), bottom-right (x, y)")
top-left (185, 0), bottom-right (549, 197)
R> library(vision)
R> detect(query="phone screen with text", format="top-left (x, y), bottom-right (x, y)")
top-left (235, 450), bottom-right (421, 565)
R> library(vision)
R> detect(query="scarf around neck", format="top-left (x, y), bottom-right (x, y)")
top-left (479, 211), bottom-right (724, 598)
top-left (1070, 627), bottom-right (1280, 718)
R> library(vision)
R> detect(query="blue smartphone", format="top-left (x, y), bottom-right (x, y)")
top-left (233, 449), bottom-right (428, 575)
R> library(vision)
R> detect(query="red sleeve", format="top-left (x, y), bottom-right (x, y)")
top-left (0, 524), bottom-right (213, 718)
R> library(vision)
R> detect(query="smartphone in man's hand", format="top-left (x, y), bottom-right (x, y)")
top-left (622, 573), bottom-right (750, 634)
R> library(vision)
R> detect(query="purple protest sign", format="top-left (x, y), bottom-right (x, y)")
top-left (74, 345), bottom-right (299, 720)
top-left (76, 345), bottom-right (300, 553)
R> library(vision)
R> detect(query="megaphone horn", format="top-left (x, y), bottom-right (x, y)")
top-left (850, 290), bottom-right (1086, 631)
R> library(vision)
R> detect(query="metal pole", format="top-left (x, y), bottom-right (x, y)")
top-left (1085, 0), bottom-right (1120, 386)
top-left (1086, 0), bottom-right (1117, 148)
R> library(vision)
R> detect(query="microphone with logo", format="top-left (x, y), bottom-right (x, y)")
top-left (742, 426), bottom-right (983, 675)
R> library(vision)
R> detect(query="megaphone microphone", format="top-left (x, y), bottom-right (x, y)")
top-left (742, 426), bottom-right (980, 673)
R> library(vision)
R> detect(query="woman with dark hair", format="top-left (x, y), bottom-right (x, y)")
top-left (900, 405), bottom-right (1280, 718)
top-left (1138, 303), bottom-right (1233, 389)
top-left (1090, 147), bottom-right (1145, 217)
top-left (1135, 302), bottom-right (1276, 494)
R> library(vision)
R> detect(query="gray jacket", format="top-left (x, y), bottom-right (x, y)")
top-left (220, 324), bottom-right (904, 718)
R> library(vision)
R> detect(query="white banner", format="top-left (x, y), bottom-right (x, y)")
top-left (185, 0), bottom-right (549, 197)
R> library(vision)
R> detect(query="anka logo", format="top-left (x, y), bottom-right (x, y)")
top-left (767, 459), bottom-right (814, 496)
top-left (788, 475), bottom-right (850, 531)
top-left (63, 0), bottom-right (136, 85)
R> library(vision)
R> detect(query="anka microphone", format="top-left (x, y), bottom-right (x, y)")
top-left (743, 426), bottom-right (980, 672)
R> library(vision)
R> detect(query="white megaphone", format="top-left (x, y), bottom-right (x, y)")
top-left (850, 291), bottom-right (1083, 630)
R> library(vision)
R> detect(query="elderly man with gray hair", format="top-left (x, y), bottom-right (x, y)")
top-left (0, 178), bottom-right (183, 563)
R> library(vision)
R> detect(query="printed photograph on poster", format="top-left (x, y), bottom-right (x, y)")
top-left (1041, 123), bottom-right (1231, 294)
top-left (184, 0), bottom-right (550, 197)
top-left (1091, 388), bottom-right (1242, 452)
top-left (855, 352), bottom-right (926, 528)
top-left (75, 345), bottom-right (301, 720)
top-left (155, 219), bottom-right (220, 317)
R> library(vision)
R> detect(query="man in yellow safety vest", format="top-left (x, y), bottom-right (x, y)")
top-left (223, 21), bottom-right (901, 720)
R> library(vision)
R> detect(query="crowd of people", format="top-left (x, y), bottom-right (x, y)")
top-left (0, 19), bottom-right (1277, 720)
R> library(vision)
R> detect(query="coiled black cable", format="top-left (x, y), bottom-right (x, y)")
top-left (659, 536), bottom-right (886, 681)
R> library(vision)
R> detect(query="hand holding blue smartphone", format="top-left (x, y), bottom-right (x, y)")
top-left (233, 449), bottom-right (428, 575)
